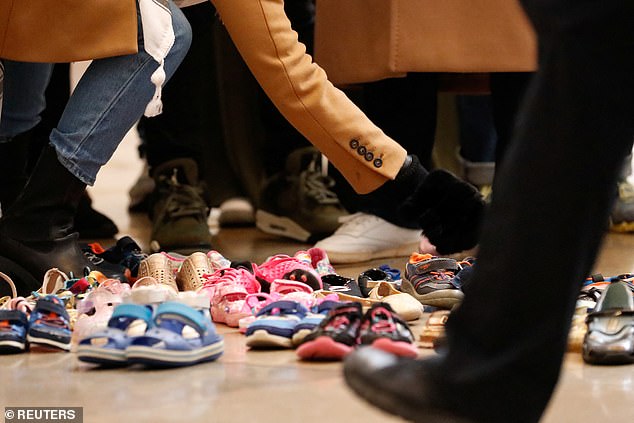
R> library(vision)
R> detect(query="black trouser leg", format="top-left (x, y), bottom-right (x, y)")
top-left (434, 2), bottom-right (634, 421)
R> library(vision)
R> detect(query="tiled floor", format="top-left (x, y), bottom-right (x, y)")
top-left (2, 133), bottom-right (633, 423)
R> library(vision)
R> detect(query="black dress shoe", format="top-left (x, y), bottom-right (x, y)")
top-left (343, 347), bottom-right (475, 423)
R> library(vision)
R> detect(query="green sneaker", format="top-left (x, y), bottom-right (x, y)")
top-left (610, 180), bottom-right (634, 233)
top-left (256, 147), bottom-right (348, 242)
top-left (149, 159), bottom-right (212, 253)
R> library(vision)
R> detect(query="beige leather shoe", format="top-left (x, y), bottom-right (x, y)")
top-left (176, 252), bottom-right (215, 291)
top-left (137, 254), bottom-right (178, 293)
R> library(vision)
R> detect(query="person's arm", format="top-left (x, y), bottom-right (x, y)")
top-left (210, 0), bottom-right (484, 253)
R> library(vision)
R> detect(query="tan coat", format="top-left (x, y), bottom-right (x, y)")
top-left (0, 0), bottom-right (138, 63)
top-left (1, 0), bottom-right (410, 194)
top-left (314, 0), bottom-right (538, 85)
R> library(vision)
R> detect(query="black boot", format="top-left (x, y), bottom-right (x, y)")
top-left (0, 144), bottom-right (95, 294)
top-left (0, 129), bottom-right (35, 214)
top-left (74, 190), bottom-right (119, 239)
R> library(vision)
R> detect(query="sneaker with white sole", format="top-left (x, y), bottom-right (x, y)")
top-left (314, 213), bottom-right (422, 264)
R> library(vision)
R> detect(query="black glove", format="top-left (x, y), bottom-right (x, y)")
top-left (367, 155), bottom-right (484, 254)
top-left (400, 168), bottom-right (485, 254)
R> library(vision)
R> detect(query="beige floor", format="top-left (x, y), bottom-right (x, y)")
top-left (2, 133), bottom-right (634, 423)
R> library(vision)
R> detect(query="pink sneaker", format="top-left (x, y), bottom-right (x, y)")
top-left (254, 254), bottom-right (322, 291)
top-left (294, 247), bottom-right (336, 276)
top-left (199, 267), bottom-right (260, 327)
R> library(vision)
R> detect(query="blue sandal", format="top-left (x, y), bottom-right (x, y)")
top-left (77, 303), bottom-right (153, 366)
top-left (0, 309), bottom-right (29, 353)
top-left (126, 302), bottom-right (223, 367)
top-left (27, 295), bottom-right (72, 351)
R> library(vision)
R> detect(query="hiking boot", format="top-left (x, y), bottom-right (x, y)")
top-left (609, 180), bottom-right (634, 233)
top-left (148, 159), bottom-right (211, 253)
top-left (256, 147), bottom-right (348, 242)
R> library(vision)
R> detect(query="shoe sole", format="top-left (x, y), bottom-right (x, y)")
top-left (0, 340), bottom-right (26, 353)
top-left (125, 340), bottom-right (224, 367)
top-left (400, 279), bottom-right (464, 309)
top-left (245, 329), bottom-right (293, 349)
top-left (323, 242), bottom-right (420, 264)
top-left (367, 338), bottom-right (418, 358)
top-left (76, 345), bottom-right (127, 366)
top-left (296, 336), bottom-right (353, 360)
top-left (255, 210), bottom-right (312, 242)
top-left (344, 362), bottom-right (475, 423)
top-left (26, 334), bottom-right (71, 352)
top-left (609, 220), bottom-right (634, 233)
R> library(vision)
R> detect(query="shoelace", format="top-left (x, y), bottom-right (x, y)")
top-left (334, 213), bottom-right (379, 234)
top-left (159, 173), bottom-right (208, 219)
top-left (302, 171), bottom-right (340, 205)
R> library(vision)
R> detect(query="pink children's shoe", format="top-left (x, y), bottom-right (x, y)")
top-left (199, 267), bottom-right (260, 327)
top-left (254, 254), bottom-right (323, 292)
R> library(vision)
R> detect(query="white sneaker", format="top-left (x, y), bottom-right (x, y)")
top-left (314, 213), bottom-right (421, 264)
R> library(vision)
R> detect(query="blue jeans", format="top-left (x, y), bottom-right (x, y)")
top-left (0, 0), bottom-right (191, 185)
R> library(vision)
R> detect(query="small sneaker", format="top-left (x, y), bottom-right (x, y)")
top-left (199, 267), bottom-right (260, 327)
top-left (314, 213), bottom-right (422, 264)
top-left (401, 253), bottom-right (464, 309)
top-left (149, 159), bottom-right (211, 253)
top-left (291, 299), bottom-right (341, 346)
top-left (609, 180), bottom-right (634, 233)
top-left (256, 147), bottom-right (348, 242)
top-left (245, 300), bottom-right (308, 349)
top-left (357, 303), bottom-right (418, 358)
top-left (218, 197), bottom-right (255, 227)
top-left (296, 302), bottom-right (363, 360)
top-left (254, 254), bottom-right (323, 292)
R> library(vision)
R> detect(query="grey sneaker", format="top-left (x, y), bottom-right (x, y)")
top-left (609, 180), bottom-right (634, 233)
top-left (256, 147), bottom-right (348, 242)
top-left (149, 159), bottom-right (211, 253)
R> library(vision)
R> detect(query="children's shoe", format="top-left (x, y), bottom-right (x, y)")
top-left (245, 300), bottom-right (308, 349)
top-left (291, 300), bottom-right (340, 346)
top-left (137, 253), bottom-right (179, 294)
top-left (358, 303), bottom-right (418, 358)
top-left (126, 301), bottom-right (223, 367)
top-left (199, 267), bottom-right (260, 327)
top-left (254, 254), bottom-right (322, 292)
top-left (401, 253), bottom-right (464, 308)
top-left (358, 268), bottom-right (396, 297)
top-left (296, 302), bottom-right (362, 360)
top-left (0, 309), bottom-right (28, 353)
top-left (321, 274), bottom-right (363, 297)
top-left (420, 310), bottom-right (450, 349)
top-left (27, 295), bottom-right (72, 351)
top-left (294, 247), bottom-right (336, 276)
top-left (582, 281), bottom-right (634, 364)
top-left (77, 303), bottom-right (154, 366)
top-left (175, 252), bottom-right (214, 291)
top-left (367, 282), bottom-right (424, 322)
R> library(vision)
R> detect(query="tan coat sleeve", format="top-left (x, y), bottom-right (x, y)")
top-left (210, 0), bottom-right (407, 194)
